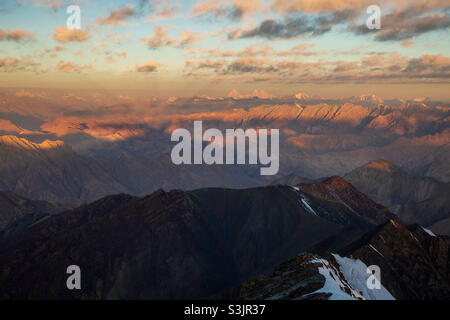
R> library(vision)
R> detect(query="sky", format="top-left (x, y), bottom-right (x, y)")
top-left (0, 0), bottom-right (449, 100)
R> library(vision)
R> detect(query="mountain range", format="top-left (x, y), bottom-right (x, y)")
top-left (272, 159), bottom-right (450, 236)
top-left (0, 135), bottom-right (269, 205)
top-left (0, 190), bottom-right (65, 239)
top-left (0, 97), bottom-right (448, 300)
top-left (230, 221), bottom-right (450, 300)
top-left (0, 99), bottom-right (448, 205)
top-left (344, 159), bottom-right (450, 230)
top-left (0, 176), bottom-right (399, 299)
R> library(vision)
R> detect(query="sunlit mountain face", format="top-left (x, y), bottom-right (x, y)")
top-left (0, 0), bottom-right (449, 301)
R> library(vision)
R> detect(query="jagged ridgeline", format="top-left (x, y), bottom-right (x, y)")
top-left (3, 176), bottom-right (448, 300)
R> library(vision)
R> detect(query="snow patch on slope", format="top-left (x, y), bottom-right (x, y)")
top-left (422, 227), bottom-right (436, 237)
top-left (300, 194), bottom-right (318, 216)
top-left (369, 244), bottom-right (384, 257)
top-left (332, 254), bottom-right (395, 300)
top-left (290, 186), bottom-right (318, 216)
top-left (309, 258), bottom-right (363, 300)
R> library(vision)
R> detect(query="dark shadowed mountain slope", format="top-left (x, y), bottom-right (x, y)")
top-left (97, 152), bottom-right (269, 197)
top-left (269, 174), bottom-right (322, 186)
top-left (0, 178), bottom-right (394, 299)
top-left (275, 160), bottom-right (449, 232)
top-left (339, 220), bottom-right (450, 299)
top-left (223, 252), bottom-right (394, 300)
top-left (0, 191), bottom-right (66, 236)
top-left (225, 220), bottom-right (450, 300)
top-left (297, 176), bottom-right (398, 227)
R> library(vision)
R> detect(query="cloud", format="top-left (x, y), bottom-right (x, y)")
top-left (232, 0), bottom-right (262, 18)
top-left (186, 43), bottom-right (315, 59)
top-left (105, 56), bottom-right (116, 64)
top-left (401, 41), bottom-right (413, 48)
top-left (178, 30), bottom-right (204, 46)
top-left (278, 44), bottom-right (316, 56)
top-left (268, 0), bottom-right (450, 42)
top-left (141, 25), bottom-right (204, 49)
top-left (192, 0), bottom-right (230, 17)
top-left (229, 10), bottom-right (354, 39)
top-left (404, 54), bottom-right (450, 74)
top-left (146, 0), bottom-right (180, 21)
top-left (140, 25), bottom-right (170, 48)
top-left (56, 61), bottom-right (92, 72)
top-left (192, 0), bottom-right (262, 20)
top-left (184, 52), bottom-right (450, 84)
top-left (272, 0), bottom-right (368, 14)
top-left (30, 0), bottom-right (66, 9)
top-left (52, 45), bottom-right (65, 51)
top-left (0, 28), bottom-right (34, 42)
top-left (225, 58), bottom-right (278, 74)
top-left (353, 12), bottom-right (450, 41)
top-left (136, 60), bottom-right (163, 72)
top-left (0, 57), bottom-right (20, 69)
top-left (0, 119), bottom-right (28, 134)
top-left (53, 26), bottom-right (90, 43)
top-left (96, 4), bottom-right (137, 26)
top-left (106, 33), bottom-right (126, 45)
top-left (228, 89), bottom-right (275, 99)
top-left (115, 51), bottom-right (128, 59)
top-left (0, 57), bottom-right (42, 73)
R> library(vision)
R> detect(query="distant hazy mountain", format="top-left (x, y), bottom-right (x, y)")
top-left (0, 135), bottom-right (127, 204)
top-left (0, 177), bottom-right (395, 299)
top-left (343, 159), bottom-right (449, 227)
top-left (419, 148), bottom-right (450, 183)
top-left (1, 99), bottom-right (448, 204)
top-left (348, 94), bottom-right (384, 105)
top-left (0, 135), bottom-right (271, 204)
top-left (344, 159), bottom-right (443, 212)
top-left (397, 184), bottom-right (450, 228)
top-left (430, 217), bottom-right (450, 236)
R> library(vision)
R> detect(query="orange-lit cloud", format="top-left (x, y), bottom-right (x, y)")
top-left (401, 41), bottom-right (414, 48)
top-left (31, 0), bottom-right (65, 9)
top-left (56, 61), bottom-right (92, 72)
top-left (192, 0), bottom-right (262, 19)
top-left (96, 4), bottom-right (136, 26)
top-left (136, 61), bottom-right (163, 72)
top-left (53, 26), bottom-right (90, 43)
top-left (141, 26), bottom-right (204, 49)
top-left (0, 28), bottom-right (33, 42)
